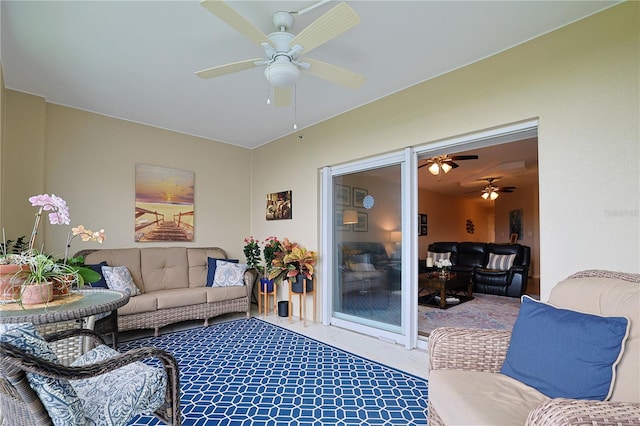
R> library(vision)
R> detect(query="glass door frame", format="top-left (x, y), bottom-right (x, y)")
top-left (320, 148), bottom-right (418, 349)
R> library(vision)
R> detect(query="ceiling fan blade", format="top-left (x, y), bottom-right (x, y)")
top-left (450, 155), bottom-right (479, 161)
top-left (273, 86), bottom-right (291, 107)
top-left (449, 162), bottom-right (460, 169)
top-left (199, 0), bottom-right (271, 46)
top-left (290, 2), bottom-right (360, 55)
top-left (303, 58), bottom-right (364, 89)
top-left (500, 187), bottom-right (516, 192)
top-left (196, 58), bottom-right (262, 79)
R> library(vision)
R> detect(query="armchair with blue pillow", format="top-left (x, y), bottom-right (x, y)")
top-left (427, 269), bottom-right (640, 425)
top-left (0, 324), bottom-right (181, 426)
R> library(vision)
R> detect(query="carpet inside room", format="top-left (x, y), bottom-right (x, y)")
top-left (121, 317), bottom-right (429, 425)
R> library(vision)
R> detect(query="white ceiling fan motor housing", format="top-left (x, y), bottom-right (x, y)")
top-left (263, 29), bottom-right (301, 87)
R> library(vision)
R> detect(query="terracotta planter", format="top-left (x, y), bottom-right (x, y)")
top-left (53, 274), bottom-right (75, 296)
top-left (0, 264), bottom-right (27, 301)
top-left (20, 282), bottom-right (54, 305)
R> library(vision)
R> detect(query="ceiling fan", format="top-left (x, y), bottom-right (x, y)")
top-left (475, 177), bottom-right (516, 200)
top-left (419, 154), bottom-right (479, 176)
top-left (196, 0), bottom-right (365, 107)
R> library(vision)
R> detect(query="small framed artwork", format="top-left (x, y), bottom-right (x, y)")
top-left (353, 212), bottom-right (368, 232)
top-left (352, 187), bottom-right (368, 207)
top-left (418, 214), bottom-right (428, 235)
top-left (336, 210), bottom-right (350, 231)
top-left (510, 233), bottom-right (518, 244)
top-left (336, 184), bottom-right (351, 206)
top-left (266, 190), bottom-right (292, 221)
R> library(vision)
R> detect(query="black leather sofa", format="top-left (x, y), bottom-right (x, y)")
top-left (426, 242), bottom-right (530, 297)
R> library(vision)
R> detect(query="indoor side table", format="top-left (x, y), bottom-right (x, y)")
top-left (418, 272), bottom-right (473, 309)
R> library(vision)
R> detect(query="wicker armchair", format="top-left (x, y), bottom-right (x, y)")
top-left (428, 270), bottom-right (640, 425)
top-left (0, 326), bottom-right (181, 426)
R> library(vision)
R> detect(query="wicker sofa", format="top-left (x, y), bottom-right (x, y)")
top-left (79, 247), bottom-right (256, 337)
top-left (427, 270), bottom-right (640, 425)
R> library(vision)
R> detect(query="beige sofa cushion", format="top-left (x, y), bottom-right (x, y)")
top-left (84, 248), bottom-right (144, 292)
top-left (204, 286), bottom-right (247, 303)
top-left (187, 247), bottom-right (228, 288)
top-left (118, 293), bottom-right (157, 316)
top-left (154, 288), bottom-right (207, 309)
top-left (548, 274), bottom-right (640, 403)
top-left (140, 247), bottom-right (189, 292)
top-left (429, 369), bottom-right (548, 425)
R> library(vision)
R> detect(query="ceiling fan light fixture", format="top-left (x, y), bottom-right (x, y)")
top-left (264, 61), bottom-right (300, 87)
top-left (428, 162), bottom-right (440, 175)
top-left (441, 163), bottom-right (452, 173)
top-left (481, 191), bottom-right (489, 200)
top-left (490, 191), bottom-right (499, 200)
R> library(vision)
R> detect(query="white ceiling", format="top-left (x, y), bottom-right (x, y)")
top-left (417, 137), bottom-right (539, 201)
top-left (1, 1), bottom-right (617, 149)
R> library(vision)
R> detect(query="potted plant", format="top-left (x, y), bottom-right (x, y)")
top-left (1, 194), bottom-right (105, 303)
top-left (268, 238), bottom-right (317, 293)
top-left (17, 251), bottom-right (79, 305)
top-left (259, 236), bottom-right (280, 293)
top-left (0, 235), bottom-right (28, 301)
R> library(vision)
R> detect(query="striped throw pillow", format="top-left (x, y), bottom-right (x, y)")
top-left (427, 251), bottom-right (451, 263)
top-left (486, 253), bottom-right (516, 270)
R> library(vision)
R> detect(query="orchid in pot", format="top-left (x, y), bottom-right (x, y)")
top-left (1, 193), bottom-right (105, 304)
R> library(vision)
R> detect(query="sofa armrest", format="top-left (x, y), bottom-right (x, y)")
top-left (526, 398), bottom-right (640, 425)
top-left (243, 269), bottom-right (257, 299)
top-left (428, 327), bottom-right (511, 373)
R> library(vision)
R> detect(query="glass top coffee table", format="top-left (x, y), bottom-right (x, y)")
top-left (0, 288), bottom-right (129, 325)
top-left (418, 272), bottom-right (473, 309)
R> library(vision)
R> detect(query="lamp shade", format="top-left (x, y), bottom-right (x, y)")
top-left (264, 62), bottom-right (300, 87)
top-left (390, 231), bottom-right (402, 242)
top-left (343, 210), bottom-right (358, 225)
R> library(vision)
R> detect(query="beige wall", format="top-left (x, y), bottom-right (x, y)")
top-left (2, 98), bottom-right (252, 260)
top-left (251, 3), bottom-right (639, 302)
top-left (1, 90), bottom-right (47, 246)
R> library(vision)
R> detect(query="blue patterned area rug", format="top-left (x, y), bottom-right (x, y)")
top-left (121, 317), bottom-right (428, 425)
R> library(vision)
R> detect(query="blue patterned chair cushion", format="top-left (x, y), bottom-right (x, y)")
top-left (0, 323), bottom-right (85, 426)
top-left (213, 260), bottom-right (247, 287)
top-left (70, 344), bottom-right (167, 426)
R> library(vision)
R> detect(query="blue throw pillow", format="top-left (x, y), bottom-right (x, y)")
top-left (206, 257), bottom-right (238, 287)
top-left (86, 261), bottom-right (108, 288)
top-left (500, 296), bottom-right (629, 400)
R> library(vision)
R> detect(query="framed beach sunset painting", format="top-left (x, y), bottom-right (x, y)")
top-left (135, 164), bottom-right (195, 242)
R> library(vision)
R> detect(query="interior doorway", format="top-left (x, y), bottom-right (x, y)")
top-left (415, 128), bottom-right (540, 339)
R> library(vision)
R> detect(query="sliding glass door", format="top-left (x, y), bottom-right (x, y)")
top-left (332, 165), bottom-right (403, 332)
top-left (321, 149), bottom-right (418, 347)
